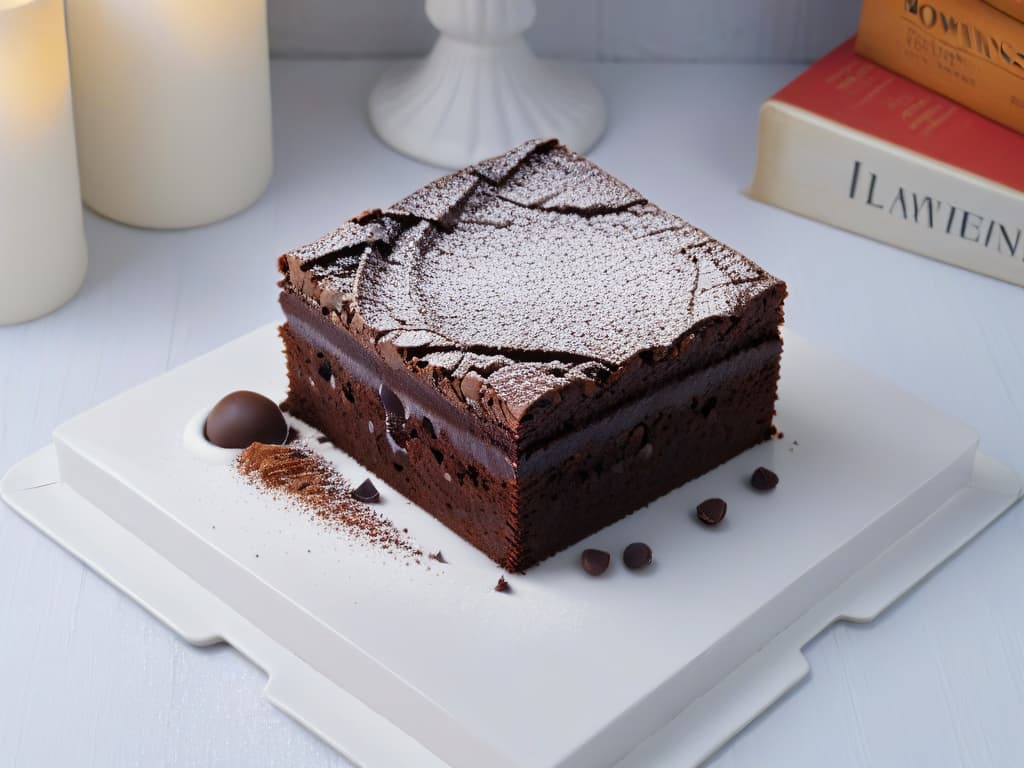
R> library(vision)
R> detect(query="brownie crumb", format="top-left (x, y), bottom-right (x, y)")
top-left (495, 576), bottom-right (510, 593)
top-left (751, 467), bottom-right (779, 491)
top-left (696, 498), bottom-right (727, 526)
top-left (237, 443), bottom-right (418, 557)
top-left (429, 550), bottom-right (447, 563)
top-left (316, 435), bottom-right (331, 444)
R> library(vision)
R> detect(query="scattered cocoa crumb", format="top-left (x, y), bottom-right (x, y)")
top-left (316, 435), bottom-right (331, 444)
top-left (429, 550), bottom-right (447, 563)
top-left (237, 443), bottom-right (419, 558)
top-left (495, 576), bottom-right (510, 593)
top-left (777, 431), bottom-right (785, 439)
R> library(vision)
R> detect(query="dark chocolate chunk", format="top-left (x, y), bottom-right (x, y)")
top-left (697, 497), bottom-right (727, 525)
top-left (352, 478), bottom-right (380, 503)
top-left (751, 467), bottom-right (779, 491)
top-left (581, 548), bottom-right (611, 576)
top-left (205, 391), bottom-right (288, 449)
top-left (495, 576), bottom-right (510, 593)
top-left (622, 542), bottom-right (653, 570)
top-left (378, 383), bottom-right (409, 447)
top-left (429, 550), bottom-right (446, 563)
top-left (379, 383), bottom-right (404, 423)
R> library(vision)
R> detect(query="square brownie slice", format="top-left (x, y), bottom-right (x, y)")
top-left (278, 139), bottom-right (786, 571)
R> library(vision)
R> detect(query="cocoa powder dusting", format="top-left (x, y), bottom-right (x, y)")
top-left (237, 443), bottom-right (418, 557)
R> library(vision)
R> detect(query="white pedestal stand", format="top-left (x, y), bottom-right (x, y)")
top-left (369, 0), bottom-right (606, 168)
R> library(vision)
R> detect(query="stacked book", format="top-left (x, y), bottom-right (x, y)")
top-left (750, 0), bottom-right (1024, 287)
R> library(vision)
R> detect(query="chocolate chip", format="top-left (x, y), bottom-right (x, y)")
top-left (581, 548), bottom-right (611, 576)
top-left (623, 542), bottom-right (653, 570)
top-left (378, 383), bottom-right (404, 422)
top-left (204, 391), bottom-right (289, 449)
top-left (697, 498), bottom-right (727, 525)
top-left (429, 550), bottom-right (446, 563)
top-left (751, 467), bottom-right (779, 491)
top-left (495, 576), bottom-right (510, 593)
top-left (351, 478), bottom-right (380, 503)
top-left (378, 383), bottom-right (408, 446)
top-left (626, 423), bottom-right (646, 452)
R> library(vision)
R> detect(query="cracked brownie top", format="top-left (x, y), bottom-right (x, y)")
top-left (278, 139), bottom-right (785, 442)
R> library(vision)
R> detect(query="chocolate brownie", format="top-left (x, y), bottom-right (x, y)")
top-left (278, 139), bottom-right (786, 571)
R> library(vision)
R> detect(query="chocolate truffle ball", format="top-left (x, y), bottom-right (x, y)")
top-left (204, 391), bottom-right (288, 449)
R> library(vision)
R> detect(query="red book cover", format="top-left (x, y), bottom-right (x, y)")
top-left (772, 39), bottom-right (1024, 193)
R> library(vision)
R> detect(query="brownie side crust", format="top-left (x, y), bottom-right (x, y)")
top-left (282, 293), bottom-right (782, 570)
top-left (281, 289), bottom-right (782, 475)
top-left (280, 322), bottom-right (519, 564)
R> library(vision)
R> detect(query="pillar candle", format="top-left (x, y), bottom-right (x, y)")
top-left (0, 0), bottom-right (88, 325)
top-left (67, 0), bottom-right (273, 229)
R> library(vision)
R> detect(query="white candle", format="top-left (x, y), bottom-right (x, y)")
top-left (0, 0), bottom-right (88, 325)
top-left (67, 0), bottom-right (273, 229)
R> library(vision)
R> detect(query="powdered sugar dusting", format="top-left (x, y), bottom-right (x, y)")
top-left (280, 139), bottom-right (784, 426)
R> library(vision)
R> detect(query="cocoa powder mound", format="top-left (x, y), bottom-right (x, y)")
top-left (237, 442), bottom-right (419, 557)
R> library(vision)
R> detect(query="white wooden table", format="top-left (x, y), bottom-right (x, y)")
top-left (1, 60), bottom-right (1022, 768)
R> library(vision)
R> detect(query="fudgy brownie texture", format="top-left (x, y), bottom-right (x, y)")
top-left (278, 139), bottom-right (786, 571)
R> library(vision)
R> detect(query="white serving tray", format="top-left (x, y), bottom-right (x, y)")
top-left (2, 325), bottom-right (1020, 768)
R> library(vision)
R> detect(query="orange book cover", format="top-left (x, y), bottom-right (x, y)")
top-left (856, 0), bottom-right (1024, 134)
top-left (984, 0), bottom-right (1024, 23)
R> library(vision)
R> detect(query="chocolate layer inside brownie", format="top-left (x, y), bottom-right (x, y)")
top-left (278, 139), bottom-right (786, 570)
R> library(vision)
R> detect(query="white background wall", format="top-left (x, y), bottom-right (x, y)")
top-left (268, 0), bottom-right (863, 62)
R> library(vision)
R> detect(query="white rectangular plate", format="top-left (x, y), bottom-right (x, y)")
top-left (2, 325), bottom-right (1020, 768)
